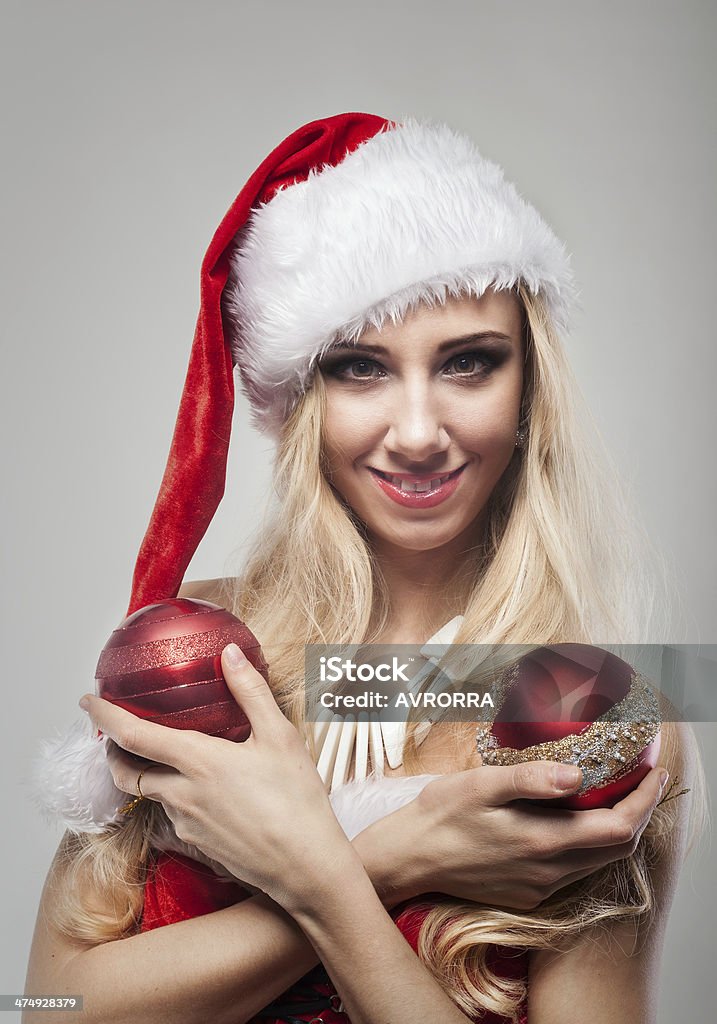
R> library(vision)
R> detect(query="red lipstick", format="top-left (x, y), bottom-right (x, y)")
top-left (367, 465), bottom-right (466, 508)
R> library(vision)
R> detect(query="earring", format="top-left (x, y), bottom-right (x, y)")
top-left (515, 427), bottom-right (528, 449)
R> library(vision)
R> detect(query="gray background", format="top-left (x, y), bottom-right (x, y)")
top-left (1, 1), bottom-right (714, 1020)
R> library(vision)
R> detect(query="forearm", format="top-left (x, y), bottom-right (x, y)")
top-left (289, 848), bottom-right (472, 1024)
top-left (351, 812), bottom-right (420, 909)
top-left (26, 892), bottom-right (320, 1024)
top-left (25, 830), bottom-right (411, 1024)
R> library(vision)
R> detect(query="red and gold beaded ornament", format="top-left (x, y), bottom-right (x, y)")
top-left (475, 643), bottom-right (662, 810)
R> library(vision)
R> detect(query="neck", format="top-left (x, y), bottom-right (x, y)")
top-left (369, 518), bottom-right (485, 641)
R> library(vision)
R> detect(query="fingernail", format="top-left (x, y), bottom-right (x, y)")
top-left (224, 643), bottom-right (246, 667)
top-left (79, 696), bottom-right (91, 711)
top-left (554, 764), bottom-right (582, 791)
top-left (659, 769), bottom-right (669, 792)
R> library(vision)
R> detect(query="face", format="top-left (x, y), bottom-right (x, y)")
top-left (317, 288), bottom-right (525, 557)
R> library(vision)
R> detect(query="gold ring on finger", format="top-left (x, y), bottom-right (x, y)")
top-left (119, 766), bottom-right (151, 817)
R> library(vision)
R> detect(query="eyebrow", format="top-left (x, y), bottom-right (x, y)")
top-left (324, 331), bottom-right (514, 357)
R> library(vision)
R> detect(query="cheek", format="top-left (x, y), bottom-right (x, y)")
top-left (322, 397), bottom-right (379, 468)
top-left (453, 389), bottom-right (521, 452)
top-left (321, 403), bottom-right (348, 470)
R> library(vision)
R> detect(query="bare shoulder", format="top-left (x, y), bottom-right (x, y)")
top-left (177, 578), bottom-right (236, 609)
top-left (654, 719), bottom-right (704, 854)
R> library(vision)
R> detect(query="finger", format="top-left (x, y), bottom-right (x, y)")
top-left (78, 694), bottom-right (197, 775)
top-left (105, 740), bottom-right (158, 794)
top-left (478, 760), bottom-right (583, 806)
top-left (543, 837), bottom-right (646, 898)
top-left (105, 740), bottom-right (182, 805)
top-left (524, 833), bottom-right (648, 905)
top-left (544, 864), bottom-right (608, 899)
top-left (549, 837), bottom-right (639, 879)
top-left (120, 764), bottom-right (179, 807)
top-left (558, 766), bottom-right (668, 850)
top-left (220, 644), bottom-right (282, 740)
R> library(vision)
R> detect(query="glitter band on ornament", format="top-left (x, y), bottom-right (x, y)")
top-left (475, 668), bottom-right (662, 794)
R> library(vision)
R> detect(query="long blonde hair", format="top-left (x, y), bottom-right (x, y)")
top-left (52, 284), bottom-right (706, 1020)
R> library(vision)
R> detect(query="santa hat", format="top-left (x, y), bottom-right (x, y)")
top-left (129, 111), bottom-right (577, 615)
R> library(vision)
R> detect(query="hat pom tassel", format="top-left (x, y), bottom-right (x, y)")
top-left (28, 717), bottom-right (126, 834)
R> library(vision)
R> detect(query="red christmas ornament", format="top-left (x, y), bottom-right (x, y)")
top-left (478, 644), bottom-right (662, 809)
top-left (95, 599), bottom-right (269, 742)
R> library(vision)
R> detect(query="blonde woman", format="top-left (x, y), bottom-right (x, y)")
top-left (25, 114), bottom-right (704, 1024)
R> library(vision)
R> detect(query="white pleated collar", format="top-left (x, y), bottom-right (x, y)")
top-left (312, 614), bottom-right (465, 792)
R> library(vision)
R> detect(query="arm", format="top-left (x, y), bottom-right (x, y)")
top-left (24, 765), bottom-right (669, 1024)
top-left (364, 755), bottom-right (671, 911)
top-left (24, 847), bottom-right (316, 1024)
top-left (527, 720), bottom-right (700, 1024)
top-left (22, 824), bottom-right (410, 1024)
top-left (30, 576), bottom-right (671, 1022)
top-left (23, 578), bottom-right (411, 1024)
top-left (177, 579), bottom-right (671, 910)
top-left (286, 846), bottom-right (475, 1024)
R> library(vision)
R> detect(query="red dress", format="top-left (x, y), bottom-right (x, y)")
top-left (140, 851), bottom-right (528, 1023)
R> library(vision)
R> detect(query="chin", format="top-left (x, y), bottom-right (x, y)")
top-left (369, 519), bottom-right (475, 553)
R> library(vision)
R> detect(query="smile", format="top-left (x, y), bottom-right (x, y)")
top-left (367, 464), bottom-right (467, 508)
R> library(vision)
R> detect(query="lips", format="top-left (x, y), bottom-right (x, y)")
top-left (370, 465), bottom-right (465, 491)
top-left (368, 464), bottom-right (467, 508)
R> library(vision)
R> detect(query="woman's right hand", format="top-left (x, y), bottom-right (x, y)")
top-left (354, 761), bottom-right (669, 911)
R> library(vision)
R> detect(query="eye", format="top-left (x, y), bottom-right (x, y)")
top-left (443, 350), bottom-right (496, 378)
top-left (318, 348), bottom-right (499, 384)
top-left (320, 357), bottom-right (386, 382)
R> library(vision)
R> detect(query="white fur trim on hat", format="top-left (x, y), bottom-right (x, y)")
top-left (224, 116), bottom-right (578, 438)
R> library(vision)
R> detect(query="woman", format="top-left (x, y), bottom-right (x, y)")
top-left (25, 114), bottom-right (704, 1023)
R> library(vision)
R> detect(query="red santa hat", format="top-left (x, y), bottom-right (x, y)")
top-left (128, 111), bottom-right (577, 615)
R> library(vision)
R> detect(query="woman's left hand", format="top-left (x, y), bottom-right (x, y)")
top-left (79, 644), bottom-right (355, 911)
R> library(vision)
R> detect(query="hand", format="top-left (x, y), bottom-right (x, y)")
top-left (370, 761), bottom-right (669, 911)
top-left (79, 644), bottom-right (356, 911)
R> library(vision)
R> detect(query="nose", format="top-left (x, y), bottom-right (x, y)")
top-left (383, 384), bottom-right (451, 462)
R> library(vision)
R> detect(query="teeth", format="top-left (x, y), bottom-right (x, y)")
top-left (387, 473), bottom-right (450, 493)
